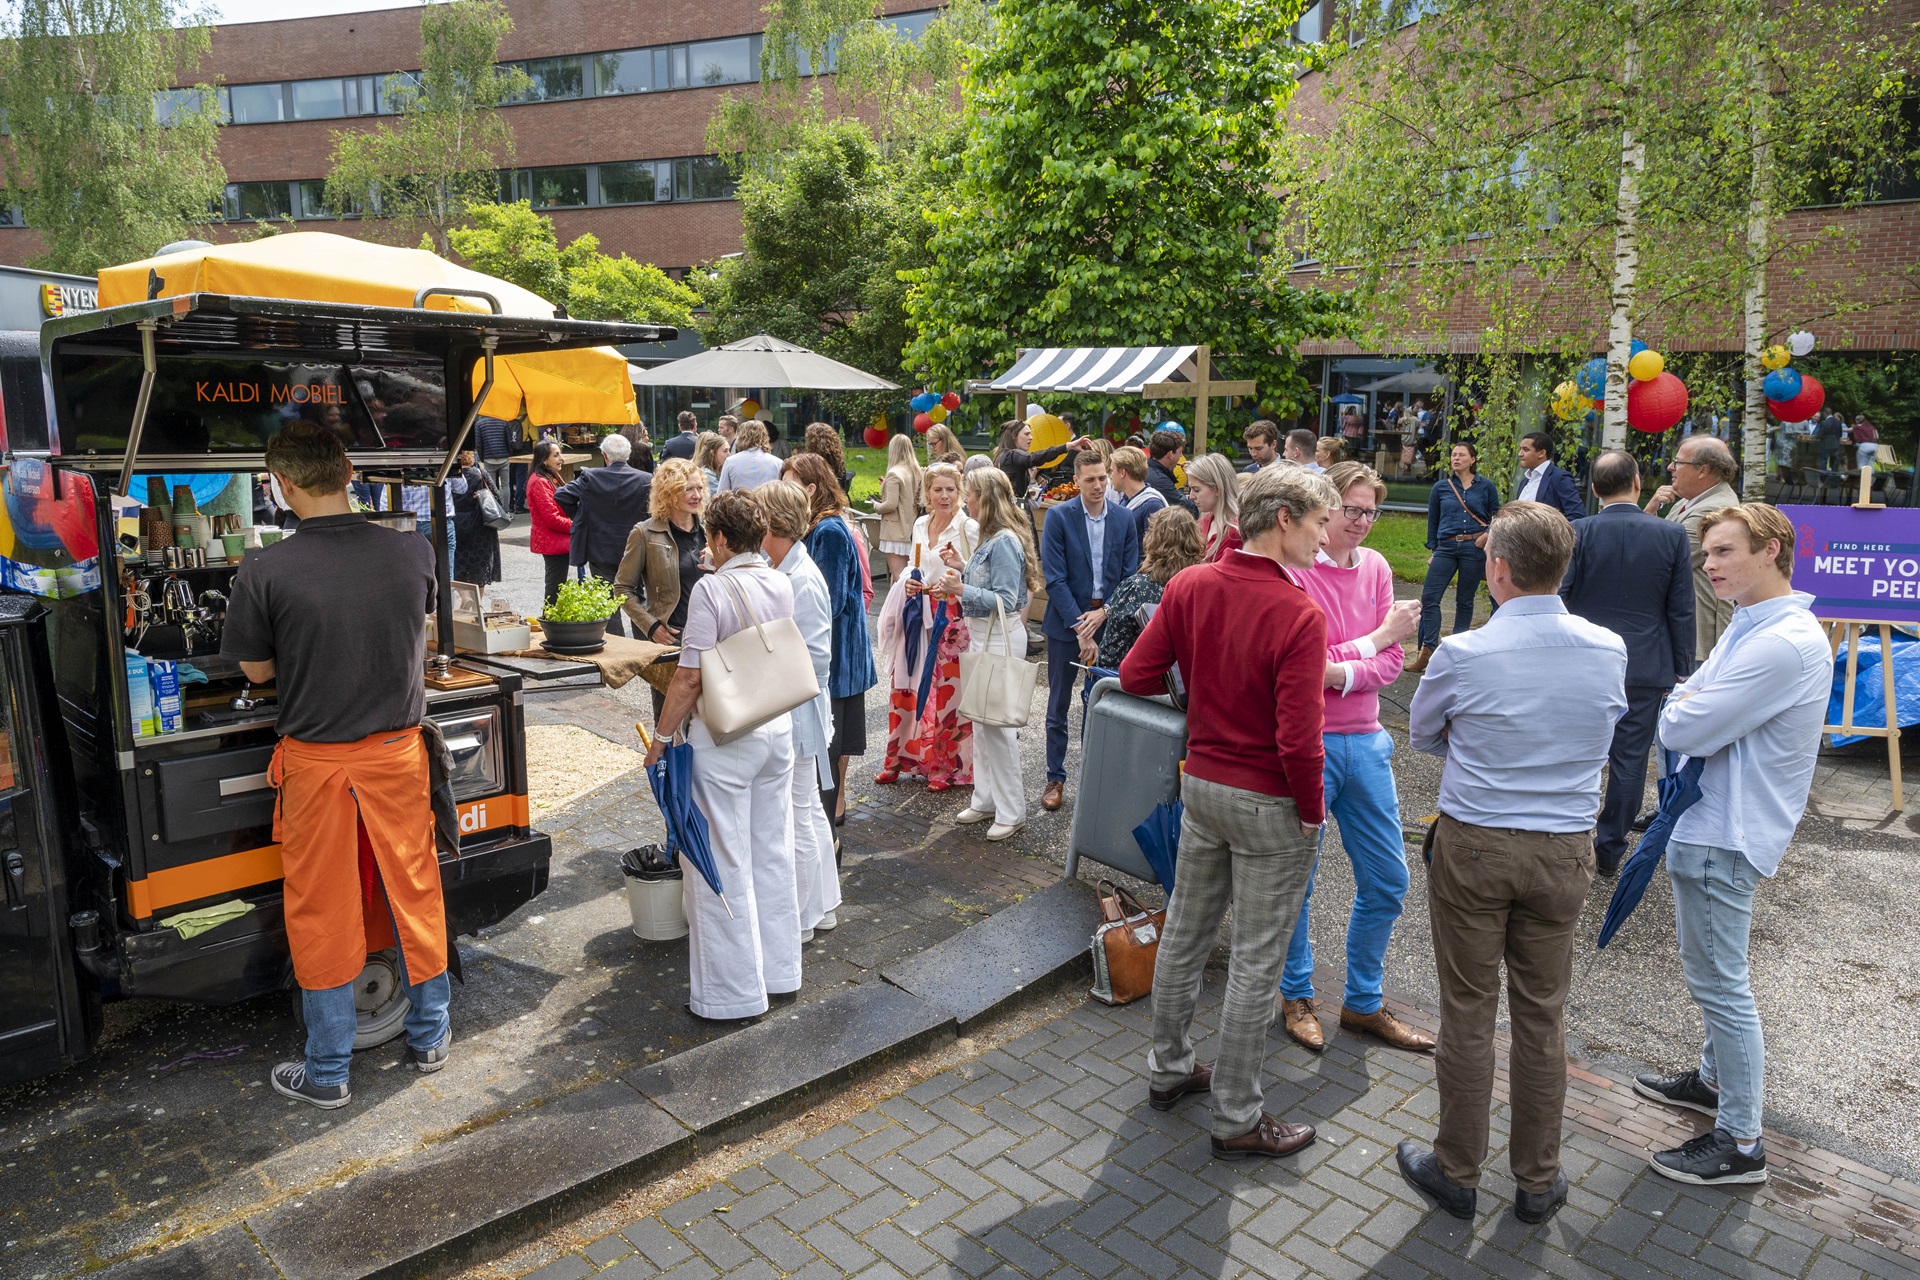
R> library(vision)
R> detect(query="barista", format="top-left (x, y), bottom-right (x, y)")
top-left (220, 422), bottom-right (446, 1108)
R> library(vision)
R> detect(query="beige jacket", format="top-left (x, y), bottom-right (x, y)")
top-left (1665, 480), bottom-right (1738, 661)
top-left (874, 469), bottom-right (918, 545)
top-left (614, 515), bottom-right (700, 639)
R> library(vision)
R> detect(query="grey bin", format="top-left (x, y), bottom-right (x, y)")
top-left (1066, 677), bottom-right (1188, 885)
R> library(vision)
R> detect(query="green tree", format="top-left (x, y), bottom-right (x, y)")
top-left (324, 0), bottom-right (528, 256)
top-left (0, 0), bottom-right (225, 274)
top-left (447, 200), bottom-right (698, 326)
top-left (904, 0), bottom-right (1346, 449)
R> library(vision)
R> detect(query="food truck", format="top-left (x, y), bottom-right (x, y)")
top-left (0, 291), bottom-right (673, 1085)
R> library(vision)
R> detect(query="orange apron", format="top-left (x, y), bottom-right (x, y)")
top-left (268, 727), bottom-right (446, 991)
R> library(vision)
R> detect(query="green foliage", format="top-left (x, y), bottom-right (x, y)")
top-left (543, 574), bottom-right (622, 622)
top-left (323, 0), bottom-right (529, 254)
top-left (0, 0), bottom-right (225, 274)
top-left (448, 201), bottom-right (699, 325)
top-left (905, 0), bottom-right (1349, 443)
top-left (1798, 354), bottom-right (1920, 446)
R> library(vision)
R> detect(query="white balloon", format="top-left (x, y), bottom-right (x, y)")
top-left (1787, 329), bottom-right (1815, 357)
top-left (1027, 402), bottom-right (1045, 419)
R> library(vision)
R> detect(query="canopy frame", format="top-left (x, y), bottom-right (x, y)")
top-left (968, 343), bottom-right (1254, 454)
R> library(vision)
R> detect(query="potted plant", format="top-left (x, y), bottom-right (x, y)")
top-left (541, 575), bottom-right (623, 648)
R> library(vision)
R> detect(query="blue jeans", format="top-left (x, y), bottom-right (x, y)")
top-left (1667, 839), bottom-right (1764, 1140)
top-left (1280, 730), bottom-right (1408, 1013)
top-left (1418, 541), bottom-right (1484, 651)
top-left (302, 952), bottom-right (451, 1088)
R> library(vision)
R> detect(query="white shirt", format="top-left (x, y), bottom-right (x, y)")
top-left (678, 554), bottom-right (794, 670)
top-left (909, 512), bottom-right (978, 577)
top-left (1659, 591), bottom-right (1829, 875)
top-left (1410, 594), bottom-right (1628, 832)
top-left (773, 541), bottom-right (836, 785)
top-left (1518, 463), bottom-right (1547, 503)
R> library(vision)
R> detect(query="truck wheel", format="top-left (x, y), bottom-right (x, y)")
top-left (352, 949), bottom-right (412, 1050)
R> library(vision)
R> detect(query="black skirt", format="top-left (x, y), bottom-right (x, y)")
top-left (829, 691), bottom-right (867, 758)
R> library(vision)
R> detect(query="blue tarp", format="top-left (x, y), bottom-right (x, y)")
top-left (1828, 632), bottom-right (1920, 747)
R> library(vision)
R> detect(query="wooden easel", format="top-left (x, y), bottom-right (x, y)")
top-left (1821, 466), bottom-right (1906, 811)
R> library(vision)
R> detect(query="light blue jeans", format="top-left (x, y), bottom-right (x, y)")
top-left (1280, 730), bottom-right (1408, 1014)
top-left (1666, 839), bottom-right (1764, 1140)
top-left (304, 952), bottom-right (451, 1087)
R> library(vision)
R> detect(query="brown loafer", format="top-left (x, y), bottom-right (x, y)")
top-left (1148, 1062), bottom-right (1212, 1111)
top-left (1403, 645), bottom-right (1435, 675)
top-left (1211, 1113), bottom-right (1317, 1161)
top-left (1042, 781), bottom-right (1065, 811)
top-left (1281, 996), bottom-right (1325, 1052)
top-left (1340, 1005), bottom-right (1436, 1053)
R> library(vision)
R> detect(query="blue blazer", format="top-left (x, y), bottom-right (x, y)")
top-left (1559, 502), bottom-right (1695, 688)
top-left (1041, 499), bottom-right (1142, 642)
top-left (1526, 462), bottom-right (1588, 523)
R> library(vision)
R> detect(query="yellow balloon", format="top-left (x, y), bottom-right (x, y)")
top-left (740, 398), bottom-right (761, 419)
top-left (1628, 350), bottom-right (1665, 382)
top-left (1554, 380), bottom-right (1578, 400)
top-left (1760, 345), bottom-right (1790, 371)
top-left (928, 404), bottom-right (948, 424)
top-left (1028, 413), bottom-right (1070, 450)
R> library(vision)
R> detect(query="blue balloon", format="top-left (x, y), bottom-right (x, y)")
top-left (1161, 422), bottom-right (1186, 438)
top-left (909, 392), bottom-right (938, 413)
top-left (1575, 357), bottom-right (1608, 399)
top-left (1762, 367), bottom-right (1802, 402)
top-left (1630, 338), bottom-right (1649, 358)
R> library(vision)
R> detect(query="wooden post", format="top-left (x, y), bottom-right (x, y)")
top-left (1143, 344), bottom-right (1255, 459)
top-left (1823, 617), bottom-right (1905, 812)
top-left (1014, 391), bottom-right (1027, 426)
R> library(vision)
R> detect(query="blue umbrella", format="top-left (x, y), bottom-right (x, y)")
top-left (637, 723), bottom-right (732, 918)
top-left (1132, 800), bottom-right (1183, 890)
top-left (914, 599), bottom-right (950, 722)
top-left (1597, 749), bottom-right (1705, 948)
top-left (901, 567), bottom-right (926, 673)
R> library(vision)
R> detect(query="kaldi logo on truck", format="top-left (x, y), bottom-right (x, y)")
top-left (194, 380), bottom-right (347, 404)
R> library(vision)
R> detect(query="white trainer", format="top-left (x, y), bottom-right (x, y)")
top-left (955, 807), bottom-right (994, 825)
top-left (986, 820), bottom-right (1024, 841)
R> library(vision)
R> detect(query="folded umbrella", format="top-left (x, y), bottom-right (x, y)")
top-left (636, 722), bottom-right (732, 918)
top-left (1131, 799), bottom-right (1183, 891)
top-left (914, 598), bottom-right (951, 722)
top-left (1597, 749), bottom-right (1705, 948)
top-left (901, 567), bottom-right (926, 674)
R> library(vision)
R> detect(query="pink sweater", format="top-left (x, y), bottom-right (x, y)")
top-left (1296, 547), bottom-right (1403, 735)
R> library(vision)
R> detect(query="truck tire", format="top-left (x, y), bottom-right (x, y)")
top-left (352, 949), bottom-right (412, 1050)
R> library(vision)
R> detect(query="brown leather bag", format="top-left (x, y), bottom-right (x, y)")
top-left (1089, 881), bottom-right (1167, 1006)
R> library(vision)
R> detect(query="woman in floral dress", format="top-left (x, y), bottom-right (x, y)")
top-left (876, 463), bottom-right (978, 791)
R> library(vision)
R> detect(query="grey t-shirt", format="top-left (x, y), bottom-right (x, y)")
top-left (221, 513), bottom-right (436, 743)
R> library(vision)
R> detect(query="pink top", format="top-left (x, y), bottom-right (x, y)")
top-left (1296, 546), bottom-right (1403, 735)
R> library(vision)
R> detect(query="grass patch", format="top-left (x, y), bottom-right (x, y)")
top-left (1370, 512), bottom-right (1430, 583)
top-left (846, 448), bottom-right (887, 504)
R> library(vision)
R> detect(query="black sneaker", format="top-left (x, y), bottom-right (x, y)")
top-left (409, 1032), bottom-right (451, 1074)
top-left (271, 1061), bottom-right (351, 1109)
top-left (1651, 1129), bottom-right (1767, 1185)
top-left (1634, 1068), bottom-right (1719, 1118)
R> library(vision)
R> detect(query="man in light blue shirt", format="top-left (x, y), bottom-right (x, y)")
top-left (1634, 503), bottom-right (1830, 1189)
top-left (1399, 502), bottom-right (1626, 1228)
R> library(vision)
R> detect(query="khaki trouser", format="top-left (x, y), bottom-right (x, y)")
top-left (1428, 814), bottom-right (1593, 1194)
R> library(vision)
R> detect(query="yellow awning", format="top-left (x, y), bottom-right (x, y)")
top-left (97, 232), bottom-right (638, 426)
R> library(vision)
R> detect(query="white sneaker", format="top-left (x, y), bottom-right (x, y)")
top-left (955, 807), bottom-right (994, 825)
top-left (800, 928), bottom-right (815, 943)
top-left (986, 820), bottom-right (1024, 841)
top-left (815, 911), bottom-right (838, 931)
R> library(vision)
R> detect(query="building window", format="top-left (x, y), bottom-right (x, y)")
top-left (290, 78), bottom-right (345, 120)
top-left (224, 181), bottom-right (293, 222)
top-left (593, 49), bottom-right (654, 95)
top-left (501, 165), bottom-right (590, 209)
top-left (1291, 1), bottom-right (1325, 43)
top-left (676, 156), bottom-right (735, 201)
top-left (513, 56), bottom-right (586, 103)
top-left (597, 160), bottom-right (665, 204)
top-left (225, 82), bottom-right (285, 124)
top-left (153, 87), bottom-right (218, 126)
top-left (689, 36), bottom-right (757, 87)
top-left (376, 71), bottom-right (421, 114)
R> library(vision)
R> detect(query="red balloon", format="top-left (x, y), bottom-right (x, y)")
top-left (862, 425), bottom-right (889, 449)
top-left (1626, 371), bottom-right (1689, 433)
top-left (941, 391), bottom-right (961, 412)
top-left (912, 412), bottom-right (933, 433)
top-left (1591, 398), bottom-right (1605, 412)
top-left (1766, 375), bottom-right (1824, 422)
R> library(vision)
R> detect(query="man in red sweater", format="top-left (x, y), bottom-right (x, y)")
top-left (1121, 464), bottom-right (1341, 1160)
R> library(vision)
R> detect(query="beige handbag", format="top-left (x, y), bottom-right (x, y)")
top-left (697, 568), bottom-right (821, 744)
top-left (957, 596), bottom-right (1039, 728)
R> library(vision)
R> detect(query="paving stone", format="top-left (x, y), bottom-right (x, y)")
top-left (881, 880), bottom-right (1101, 1028)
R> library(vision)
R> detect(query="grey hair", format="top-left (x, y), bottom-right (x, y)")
top-left (1240, 464), bottom-right (1340, 541)
top-left (600, 432), bottom-right (632, 462)
top-left (1680, 435), bottom-right (1736, 483)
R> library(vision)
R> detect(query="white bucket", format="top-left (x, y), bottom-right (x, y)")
top-left (625, 870), bottom-right (688, 940)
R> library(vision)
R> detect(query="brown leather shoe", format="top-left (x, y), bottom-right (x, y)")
top-left (1211, 1113), bottom-right (1317, 1161)
top-left (1403, 645), bottom-right (1435, 675)
top-left (1148, 1062), bottom-right (1212, 1111)
top-left (1041, 781), bottom-right (1065, 811)
top-left (1340, 1005), bottom-right (1437, 1053)
top-left (1281, 996), bottom-right (1325, 1052)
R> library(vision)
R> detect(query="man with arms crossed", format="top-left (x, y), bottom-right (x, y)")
top-left (1644, 435), bottom-right (1739, 662)
top-left (1635, 505), bottom-right (1830, 1187)
top-left (1400, 502), bottom-right (1626, 1224)
top-left (222, 423), bottom-right (447, 1108)
top-left (1121, 466), bottom-right (1338, 1160)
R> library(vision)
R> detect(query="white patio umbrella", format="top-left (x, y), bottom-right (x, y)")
top-left (628, 333), bottom-right (900, 391)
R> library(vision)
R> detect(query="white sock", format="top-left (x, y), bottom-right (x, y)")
top-left (1735, 1138), bottom-right (1759, 1156)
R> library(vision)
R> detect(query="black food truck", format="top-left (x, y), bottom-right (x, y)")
top-left (0, 293), bottom-right (672, 1085)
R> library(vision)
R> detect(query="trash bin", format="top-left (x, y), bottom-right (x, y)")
top-left (621, 844), bottom-right (688, 941)
top-left (1066, 677), bottom-right (1188, 883)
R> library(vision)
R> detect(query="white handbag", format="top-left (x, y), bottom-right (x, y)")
top-left (696, 568), bottom-right (821, 744)
top-left (957, 596), bottom-right (1039, 729)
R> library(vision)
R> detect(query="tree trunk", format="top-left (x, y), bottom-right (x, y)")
top-left (1739, 36), bottom-right (1772, 500)
top-left (1602, 8), bottom-right (1647, 450)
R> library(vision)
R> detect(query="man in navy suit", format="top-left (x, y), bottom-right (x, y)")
top-left (1040, 449), bottom-right (1142, 811)
top-left (1516, 432), bottom-right (1587, 523)
top-left (554, 433), bottom-right (652, 636)
top-left (1559, 450), bottom-right (1695, 874)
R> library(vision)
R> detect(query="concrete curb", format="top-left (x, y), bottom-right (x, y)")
top-left (105, 878), bottom-right (1100, 1279)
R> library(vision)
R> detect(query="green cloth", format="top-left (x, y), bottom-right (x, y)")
top-left (159, 899), bottom-right (255, 940)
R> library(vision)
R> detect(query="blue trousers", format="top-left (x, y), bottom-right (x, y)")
top-left (1667, 839), bottom-right (1765, 1140)
top-left (1418, 540), bottom-right (1485, 651)
top-left (303, 952), bottom-right (451, 1087)
top-left (1280, 730), bottom-right (1408, 1013)
top-left (1045, 634), bottom-right (1081, 783)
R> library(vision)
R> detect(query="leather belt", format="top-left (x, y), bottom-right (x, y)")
top-left (1450, 533), bottom-right (1480, 541)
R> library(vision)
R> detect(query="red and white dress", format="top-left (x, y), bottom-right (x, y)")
top-left (877, 512), bottom-right (977, 787)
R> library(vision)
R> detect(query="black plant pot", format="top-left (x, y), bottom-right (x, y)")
top-left (540, 615), bottom-right (612, 648)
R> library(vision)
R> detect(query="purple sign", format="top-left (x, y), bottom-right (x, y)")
top-left (1781, 504), bottom-right (1920, 624)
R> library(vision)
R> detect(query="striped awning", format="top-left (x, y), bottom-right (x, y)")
top-left (982, 346), bottom-right (1200, 395)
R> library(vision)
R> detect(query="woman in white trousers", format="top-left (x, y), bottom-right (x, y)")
top-left (643, 489), bottom-right (801, 1021)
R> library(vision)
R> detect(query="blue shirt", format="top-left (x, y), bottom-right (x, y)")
top-left (1409, 594), bottom-right (1628, 833)
top-left (1659, 591), bottom-right (1829, 875)
top-left (1084, 497), bottom-right (1112, 598)
top-left (1426, 473), bottom-right (1500, 547)
top-left (716, 447), bottom-right (784, 492)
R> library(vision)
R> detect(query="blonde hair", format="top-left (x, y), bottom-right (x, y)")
top-left (755, 479), bottom-right (813, 541)
top-left (736, 420), bottom-right (770, 451)
top-left (926, 423), bottom-right (962, 459)
top-left (1698, 503), bottom-right (1795, 576)
top-left (965, 466), bottom-right (1041, 593)
top-left (693, 431), bottom-right (727, 474)
top-left (1109, 445), bottom-right (1149, 483)
top-left (1316, 436), bottom-right (1344, 464)
top-left (921, 460), bottom-right (963, 509)
top-left (1322, 460), bottom-right (1386, 505)
top-left (1185, 452), bottom-right (1242, 555)
top-left (886, 432), bottom-right (924, 506)
top-left (649, 458), bottom-right (702, 520)
top-left (1142, 507), bottom-right (1205, 586)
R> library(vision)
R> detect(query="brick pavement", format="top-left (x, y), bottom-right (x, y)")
top-left (498, 974), bottom-right (1920, 1280)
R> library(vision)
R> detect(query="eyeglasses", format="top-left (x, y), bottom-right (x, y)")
top-left (1670, 459), bottom-right (1711, 469)
top-left (1339, 505), bottom-right (1382, 524)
